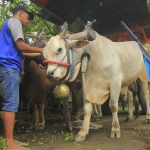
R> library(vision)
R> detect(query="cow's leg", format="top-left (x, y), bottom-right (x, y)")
top-left (37, 96), bottom-right (45, 130)
top-left (31, 100), bottom-right (39, 129)
top-left (97, 104), bottom-right (102, 117)
top-left (109, 82), bottom-right (121, 138)
top-left (125, 90), bottom-right (133, 122)
top-left (75, 100), bottom-right (93, 142)
top-left (92, 104), bottom-right (102, 121)
top-left (137, 76), bottom-right (150, 123)
top-left (133, 92), bottom-right (139, 119)
top-left (128, 82), bottom-right (139, 119)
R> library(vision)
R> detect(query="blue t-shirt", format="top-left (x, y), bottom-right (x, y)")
top-left (0, 18), bottom-right (23, 73)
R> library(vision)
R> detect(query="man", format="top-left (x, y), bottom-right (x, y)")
top-left (0, 5), bottom-right (44, 150)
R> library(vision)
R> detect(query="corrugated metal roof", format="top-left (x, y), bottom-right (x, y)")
top-left (31, 0), bottom-right (150, 35)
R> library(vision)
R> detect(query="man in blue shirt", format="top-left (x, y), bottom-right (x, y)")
top-left (0, 5), bottom-right (44, 150)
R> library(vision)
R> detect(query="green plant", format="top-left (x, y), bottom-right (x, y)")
top-left (64, 132), bottom-right (74, 142)
top-left (0, 136), bottom-right (6, 150)
top-left (143, 43), bottom-right (150, 54)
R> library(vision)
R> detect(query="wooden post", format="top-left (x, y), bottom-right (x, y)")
top-left (62, 97), bottom-right (72, 131)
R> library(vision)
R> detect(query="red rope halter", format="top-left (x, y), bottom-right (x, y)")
top-left (43, 60), bottom-right (70, 67)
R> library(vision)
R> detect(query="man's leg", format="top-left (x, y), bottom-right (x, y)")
top-left (2, 111), bottom-right (15, 147)
top-left (2, 111), bottom-right (15, 143)
top-left (2, 111), bottom-right (30, 149)
top-left (0, 67), bottom-right (29, 149)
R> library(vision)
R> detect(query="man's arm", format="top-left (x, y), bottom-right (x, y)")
top-left (15, 39), bottom-right (44, 54)
top-left (22, 52), bottom-right (42, 57)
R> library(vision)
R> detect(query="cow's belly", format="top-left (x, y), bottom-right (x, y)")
top-left (121, 59), bottom-right (143, 86)
top-left (84, 77), bottom-right (110, 105)
top-left (84, 88), bottom-right (109, 105)
top-left (121, 70), bottom-right (140, 87)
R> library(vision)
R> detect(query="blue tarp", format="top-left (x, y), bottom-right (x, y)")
top-left (142, 52), bottom-right (150, 83)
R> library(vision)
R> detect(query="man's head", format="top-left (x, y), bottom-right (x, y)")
top-left (12, 5), bottom-right (34, 20)
top-left (12, 5), bottom-right (34, 27)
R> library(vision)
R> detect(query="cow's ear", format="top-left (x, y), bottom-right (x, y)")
top-left (68, 40), bottom-right (89, 48)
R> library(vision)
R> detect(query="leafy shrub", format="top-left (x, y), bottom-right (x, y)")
top-left (0, 136), bottom-right (6, 150)
top-left (64, 132), bottom-right (74, 142)
top-left (143, 43), bottom-right (150, 54)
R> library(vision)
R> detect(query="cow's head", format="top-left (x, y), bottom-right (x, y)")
top-left (43, 22), bottom-right (89, 81)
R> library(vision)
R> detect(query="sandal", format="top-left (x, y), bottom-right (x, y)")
top-left (17, 147), bottom-right (30, 150)
top-left (16, 141), bottom-right (29, 147)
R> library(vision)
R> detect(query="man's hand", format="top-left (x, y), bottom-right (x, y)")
top-left (40, 48), bottom-right (44, 54)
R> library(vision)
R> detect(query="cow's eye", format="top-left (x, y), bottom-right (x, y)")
top-left (58, 48), bottom-right (62, 53)
top-left (56, 48), bottom-right (62, 55)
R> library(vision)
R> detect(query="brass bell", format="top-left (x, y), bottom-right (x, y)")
top-left (53, 84), bottom-right (70, 98)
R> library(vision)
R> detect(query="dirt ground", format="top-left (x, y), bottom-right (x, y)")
top-left (0, 110), bottom-right (150, 150)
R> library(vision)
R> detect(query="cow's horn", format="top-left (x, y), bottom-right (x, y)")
top-left (67, 30), bottom-right (96, 41)
top-left (59, 22), bottom-right (68, 39)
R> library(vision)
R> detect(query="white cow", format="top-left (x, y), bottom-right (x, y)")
top-left (43, 23), bottom-right (150, 142)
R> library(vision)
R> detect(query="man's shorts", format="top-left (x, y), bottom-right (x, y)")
top-left (0, 65), bottom-right (20, 112)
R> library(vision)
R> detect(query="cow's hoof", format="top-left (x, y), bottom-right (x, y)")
top-left (134, 116), bottom-right (139, 119)
top-left (110, 131), bottom-right (121, 138)
top-left (145, 115), bottom-right (150, 124)
top-left (74, 134), bottom-right (86, 142)
top-left (31, 125), bottom-right (38, 130)
top-left (125, 117), bottom-right (132, 122)
top-left (145, 119), bottom-right (150, 124)
top-left (38, 125), bottom-right (45, 130)
top-left (94, 117), bottom-right (100, 122)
